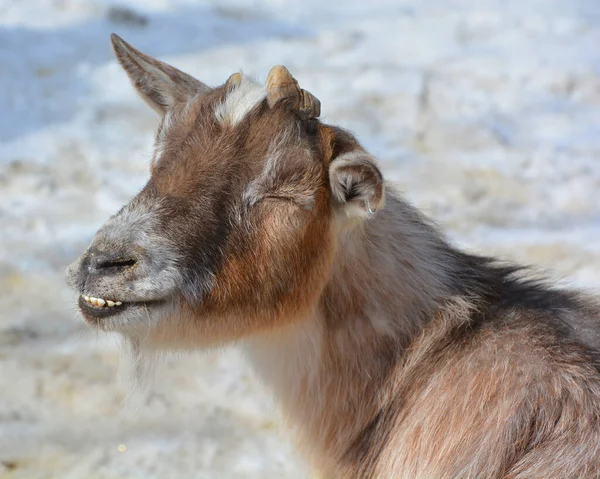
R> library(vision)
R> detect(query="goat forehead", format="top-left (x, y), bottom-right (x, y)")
top-left (160, 75), bottom-right (265, 134)
top-left (153, 77), bottom-right (267, 163)
top-left (150, 77), bottom-right (320, 195)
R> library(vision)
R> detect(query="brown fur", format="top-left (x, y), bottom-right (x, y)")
top-left (65, 36), bottom-right (600, 479)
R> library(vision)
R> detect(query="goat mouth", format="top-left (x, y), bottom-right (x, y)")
top-left (77, 294), bottom-right (163, 322)
top-left (82, 295), bottom-right (123, 308)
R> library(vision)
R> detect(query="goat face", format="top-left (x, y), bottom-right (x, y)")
top-left (66, 35), bottom-right (384, 346)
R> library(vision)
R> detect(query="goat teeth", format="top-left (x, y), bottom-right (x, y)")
top-left (82, 295), bottom-right (123, 307)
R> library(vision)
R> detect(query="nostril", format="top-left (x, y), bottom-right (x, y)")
top-left (96, 258), bottom-right (137, 270)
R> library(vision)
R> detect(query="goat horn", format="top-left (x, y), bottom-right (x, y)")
top-left (265, 65), bottom-right (320, 119)
top-left (299, 89), bottom-right (321, 119)
top-left (225, 72), bottom-right (242, 88)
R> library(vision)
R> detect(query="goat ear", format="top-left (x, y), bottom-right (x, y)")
top-left (329, 151), bottom-right (385, 219)
top-left (110, 34), bottom-right (208, 115)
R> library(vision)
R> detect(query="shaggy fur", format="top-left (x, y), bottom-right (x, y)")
top-left (66, 35), bottom-right (600, 479)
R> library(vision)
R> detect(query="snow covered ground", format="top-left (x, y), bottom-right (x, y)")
top-left (1, 0), bottom-right (599, 477)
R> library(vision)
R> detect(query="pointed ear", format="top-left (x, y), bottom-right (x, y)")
top-left (110, 34), bottom-right (209, 115)
top-left (329, 151), bottom-right (385, 219)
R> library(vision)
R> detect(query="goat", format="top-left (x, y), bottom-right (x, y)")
top-left (66, 35), bottom-right (600, 478)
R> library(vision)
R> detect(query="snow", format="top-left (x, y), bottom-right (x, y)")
top-left (1, 0), bottom-right (599, 477)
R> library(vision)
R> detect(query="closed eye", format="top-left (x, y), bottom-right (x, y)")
top-left (263, 194), bottom-right (300, 204)
top-left (263, 192), bottom-right (316, 210)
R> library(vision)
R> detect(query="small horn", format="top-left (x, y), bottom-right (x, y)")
top-left (266, 65), bottom-right (299, 107)
top-left (298, 89), bottom-right (321, 120)
top-left (265, 65), bottom-right (320, 119)
top-left (225, 72), bottom-right (242, 88)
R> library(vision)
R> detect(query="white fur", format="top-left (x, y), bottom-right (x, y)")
top-left (214, 75), bottom-right (266, 126)
top-left (242, 310), bottom-right (324, 408)
top-left (152, 110), bottom-right (173, 167)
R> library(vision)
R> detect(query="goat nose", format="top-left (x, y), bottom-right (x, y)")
top-left (88, 252), bottom-right (138, 274)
